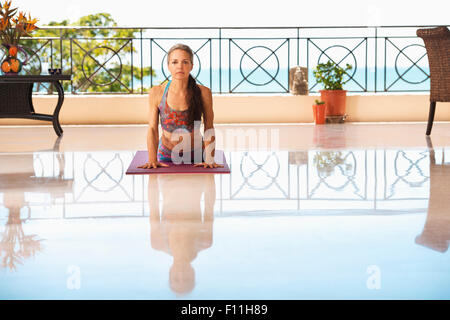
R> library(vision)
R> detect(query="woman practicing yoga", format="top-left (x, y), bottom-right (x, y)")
top-left (139, 44), bottom-right (223, 169)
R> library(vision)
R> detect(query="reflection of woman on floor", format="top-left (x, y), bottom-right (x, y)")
top-left (148, 174), bottom-right (216, 295)
top-left (415, 138), bottom-right (450, 252)
top-left (139, 43), bottom-right (223, 169)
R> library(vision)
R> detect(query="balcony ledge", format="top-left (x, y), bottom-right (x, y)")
top-left (0, 93), bottom-right (449, 125)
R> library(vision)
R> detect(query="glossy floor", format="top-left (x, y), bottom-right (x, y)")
top-left (1, 123), bottom-right (450, 299)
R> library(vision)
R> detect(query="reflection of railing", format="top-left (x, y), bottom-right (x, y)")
top-left (0, 148), bottom-right (437, 220)
top-left (9, 25), bottom-right (448, 94)
top-left (215, 149), bottom-right (430, 214)
top-left (385, 150), bottom-right (429, 199)
top-left (64, 152), bottom-right (146, 218)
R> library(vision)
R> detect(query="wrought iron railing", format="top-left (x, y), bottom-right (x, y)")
top-left (4, 25), bottom-right (449, 94)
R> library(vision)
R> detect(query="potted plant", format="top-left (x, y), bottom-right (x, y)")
top-left (313, 60), bottom-right (352, 123)
top-left (0, 1), bottom-right (38, 75)
top-left (312, 99), bottom-right (326, 125)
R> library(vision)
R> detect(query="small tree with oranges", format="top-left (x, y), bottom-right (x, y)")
top-left (0, 0), bottom-right (38, 74)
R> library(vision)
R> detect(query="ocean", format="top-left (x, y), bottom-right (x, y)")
top-left (136, 66), bottom-right (430, 94)
top-left (33, 67), bottom-right (430, 94)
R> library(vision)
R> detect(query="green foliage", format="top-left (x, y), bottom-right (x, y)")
top-left (314, 99), bottom-right (325, 105)
top-left (313, 151), bottom-right (352, 177)
top-left (19, 13), bottom-right (155, 93)
top-left (313, 60), bottom-right (352, 90)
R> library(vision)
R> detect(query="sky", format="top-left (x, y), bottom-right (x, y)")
top-left (13, 0), bottom-right (450, 27)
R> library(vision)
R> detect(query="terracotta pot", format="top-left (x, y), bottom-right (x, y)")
top-left (319, 90), bottom-right (347, 116)
top-left (312, 103), bottom-right (326, 125)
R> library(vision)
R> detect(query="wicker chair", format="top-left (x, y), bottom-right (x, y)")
top-left (416, 26), bottom-right (450, 135)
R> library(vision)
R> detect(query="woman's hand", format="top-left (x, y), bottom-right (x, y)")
top-left (193, 162), bottom-right (224, 169)
top-left (138, 161), bottom-right (170, 169)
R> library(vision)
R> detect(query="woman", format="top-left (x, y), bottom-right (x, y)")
top-left (139, 44), bottom-right (223, 169)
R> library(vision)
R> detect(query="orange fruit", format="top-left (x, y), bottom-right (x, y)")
top-left (1, 61), bottom-right (11, 73)
top-left (10, 59), bottom-right (20, 73)
top-left (9, 46), bottom-right (18, 57)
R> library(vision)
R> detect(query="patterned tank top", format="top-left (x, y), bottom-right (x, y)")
top-left (158, 80), bottom-right (194, 132)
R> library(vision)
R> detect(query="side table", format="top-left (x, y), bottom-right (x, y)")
top-left (0, 75), bottom-right (72, 136)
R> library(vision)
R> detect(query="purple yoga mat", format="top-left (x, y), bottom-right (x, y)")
top-left (126, 150), bottom-right (230, 175)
